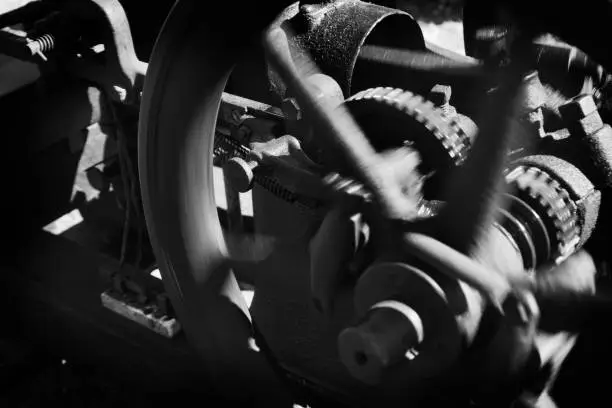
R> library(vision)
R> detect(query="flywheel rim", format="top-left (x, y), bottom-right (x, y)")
top-left (138, 0), bottom-right (296, 404)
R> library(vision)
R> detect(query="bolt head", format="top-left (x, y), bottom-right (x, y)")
top-left (559, 95), bottom-right (598, 121)
top-left (429, 84), bottom-right (452, 106)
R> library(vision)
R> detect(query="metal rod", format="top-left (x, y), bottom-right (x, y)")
top-left (263, 26), bottom-right (418, 220)
top-left (358, 44), bottom-right (488, 79)
top-left (403, 232), bottom-right (513, 311)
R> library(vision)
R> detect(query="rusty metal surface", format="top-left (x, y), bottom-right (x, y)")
top-left (270, 0), bottom-right (424, 97)
top-left (61, 0), bottom-right (146, 103)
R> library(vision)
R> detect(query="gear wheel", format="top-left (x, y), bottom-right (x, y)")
top-left (505, 164), bottom-right (581, 264)
top-left (344, 87), bottom-right (475, 198)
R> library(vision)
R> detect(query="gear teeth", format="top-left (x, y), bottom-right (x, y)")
top-left (345, 87), bottom-right (474, 173)
top-left (506, 165), bottom-right (581, 262)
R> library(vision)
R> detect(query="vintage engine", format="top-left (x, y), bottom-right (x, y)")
top-left (3, 0), bottom-right (612, 407)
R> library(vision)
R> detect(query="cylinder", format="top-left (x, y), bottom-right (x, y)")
top-left (223, 157), bottom-right (259, 192)
top-left (269, 0), bottom-right (425, 98)
top-left (338, 300), bottom-right (423, 384)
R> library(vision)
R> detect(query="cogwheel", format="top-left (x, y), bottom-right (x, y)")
top-left (505, 164), bottom-right (581, 264)
top-left (344, 87), bottom-right (475, 198)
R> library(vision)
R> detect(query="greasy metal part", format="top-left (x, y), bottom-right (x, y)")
top-left (309, 203), bottom-right (364, 314)
top-left (271, 0), bottom-right (425, 97)
top-left (534, 43), bottom-right (608, 92)
top-left (224, 157), bottom-right (258, 193)
top-left (502, 194), bottom-right (550, 268)
top-left (62, 0), bottom-right (147, 104)
top-left (344, 86), bottom-right (474, 198)
top-left (345, 262), bottom-right (457, 386)
top-left (218, 133), bottom-right (326, 209)
top-left (282, 73), bottom-right (345, 122)
top-left (429, 84), bottom-right (453, 110)
top-left (220, 91), bottom-right (285, 123)
top-left (433, 50), bottom-right (538, 255)
top-left (497, 207), bottom-right (538, 270)
top-left (139, 1), bottom-right (298, 404)
top-left (100, 289), bottom-right (182, 338)
top-left (215, 133), bottom-right (313, 208)
top-left (285, 72), bottom-right (346, 155)
top-left (264, 26), bottom-right (422, 221)
top-left (339, 302), bottom-right (424, 383)
top-left (136, 0), bottom-right (612, 404)
top-left (400, 232), bottom-right (515, 311)
top-left (264, 22), bottom-right (567, 393)
top-left (354, 44), bottom-right (493, 113)
top-left (512, 155), bottom-right (601, 251)
top-left (505, 164), bottom-right (581, 263)
top-left (560, 95), bottom-right (612, 189)
top-left (0, 1), bottom-right (147, 103)
top-left (357, 44), bottom-right (488, 80)
top-left (332, 34), bottom-right (555, 388)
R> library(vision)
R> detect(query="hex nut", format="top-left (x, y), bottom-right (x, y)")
top-left (429, 84), bottom-right (452, 107)
top-left (559, 95), bottom-right (598, 121)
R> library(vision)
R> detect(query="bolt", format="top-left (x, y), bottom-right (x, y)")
top-left (224, 157), bottom-right (259, 192)
top-left (559, 94), bottom-right (604, 136)
top-left (559, 94), bottom-right (598, 121)
top-left (405, 348), bottom-right (419, 360)
top-left (282, 97), bottom-right (302, 121)
top-left (429, 84), bottom-right (452, 107)
top-left (429, 84), bottom-right (456, 116)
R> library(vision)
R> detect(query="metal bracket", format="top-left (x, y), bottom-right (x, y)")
top-left (63, 0), bottom-right (147, 104)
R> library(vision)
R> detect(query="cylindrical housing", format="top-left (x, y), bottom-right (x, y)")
top-left (269, 0), bottom-right (425, 98)
top-left (338, 301), bottom-right (423, 384)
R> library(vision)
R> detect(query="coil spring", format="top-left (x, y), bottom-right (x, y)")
top-left (255, 174), bottom-right (298, 202)
top-left (27, 33), bottom-right (55, 57)
top-left (214, 131), bottom-right (251, 165)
